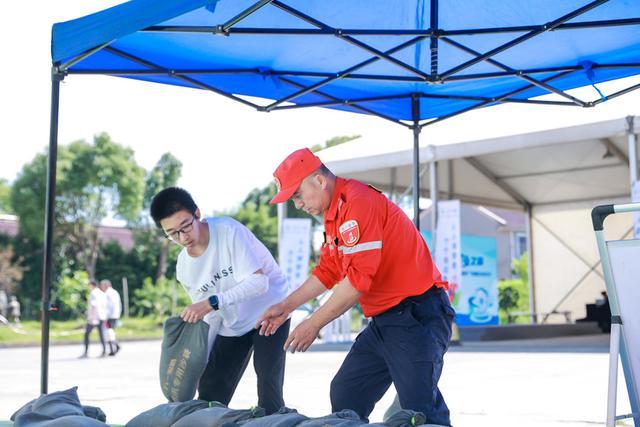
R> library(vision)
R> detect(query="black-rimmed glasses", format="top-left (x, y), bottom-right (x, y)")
top-left (163, 216), bottom-right (196, 242)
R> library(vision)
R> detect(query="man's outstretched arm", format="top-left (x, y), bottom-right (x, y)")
top-left (257, 274), bottom-right (327, 336)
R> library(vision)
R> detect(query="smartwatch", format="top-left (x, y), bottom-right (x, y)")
top-left (208, 295), bottom-right (220, 311)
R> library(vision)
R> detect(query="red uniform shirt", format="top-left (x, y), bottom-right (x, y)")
top-left (312, 177), bottom-right (446, 317)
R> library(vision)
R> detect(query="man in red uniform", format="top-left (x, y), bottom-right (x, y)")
top-left (258, 148), bottom-right (454, 425)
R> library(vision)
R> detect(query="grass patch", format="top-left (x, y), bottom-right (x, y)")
top-left (0, 317), bottom-right (164, 346)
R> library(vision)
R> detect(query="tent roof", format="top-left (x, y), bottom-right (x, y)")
top-left (319, 115), bottom-right (639, 209)
top-left (52, 0), bottom-right (640, 123)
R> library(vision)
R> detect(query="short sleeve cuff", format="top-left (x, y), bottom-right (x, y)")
top-left (312, 269), bottom-right (336, 290)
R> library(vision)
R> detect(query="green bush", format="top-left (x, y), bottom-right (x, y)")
top-left (132, 276), bottom-right (190, 320)
top-left (498, 253), bottom-right (531, 324)
top-left (52, 271), bottom-right (90, 320)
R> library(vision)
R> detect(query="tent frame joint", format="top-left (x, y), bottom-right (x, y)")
top-left (51, 66), bottom-right (66, 82)
top-left (214, 25), bottom-right (230, 36)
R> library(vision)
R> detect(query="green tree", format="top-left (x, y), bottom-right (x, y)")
top-left (0, 178), bottom-right (12, 214)
top-left (56, 133), bottom-right (145, 279)
top-left (11, 133), bottom-right (145, 304)
top-left (230, 182), bottom-right (313, 259)
top-left (133, 276), bottom-right (190, 320)
top-left (498, 252), bottom-right (530, 324)
top-left (0, 245), bottom-right (23, 295)
top-left (142, 153), bottom-right (183, 279)
top-left (52, 270), bottom-right (89, 320)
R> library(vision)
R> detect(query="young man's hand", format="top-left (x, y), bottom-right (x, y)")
top-left (180, 300), bottom-right (212, 323)
top-left (256, 302), bottom-right (290, 336)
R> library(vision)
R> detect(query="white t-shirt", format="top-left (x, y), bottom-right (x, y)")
top-left (104, 287), bottom-right (122, 319)
top-left (87, 287), bottom-right (107, 325)
top-left (176, 217), bottom-right (290, 336)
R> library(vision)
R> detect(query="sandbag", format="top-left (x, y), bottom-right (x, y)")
top-left (125, 399), bottom-right (210, 427)
top-left (370, 410), bottom-right (427, 427)
top-left (171, 403), bottom-right (265, 427)
top-left (39, 415), bottom-right (110, 427)
top-left (233, 407), bottom-right (309, 427)
top-left (160, 316), bottom-right (209, 402)
top-left (82, 406), bottom-right (107, 422)
top-left (296, 410), bottom-right (365, 427)
top-left (12, 387), bottom-right (85, 427)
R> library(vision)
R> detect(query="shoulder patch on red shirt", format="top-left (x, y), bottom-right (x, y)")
top-left (339, 220), bottom-right (360, 247)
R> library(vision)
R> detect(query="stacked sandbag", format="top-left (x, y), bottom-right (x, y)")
top-left (125, 400), bottom-right (210, 427)
top-left (296, 409), bottom-right (366, 427)
top-left (369, 410), bottom-right (427, 427)
top-left (171, 403), bottom-right (265, 427)
top-left (11, 387), bottom-right (109, 427)
top-left (159, 316), bottom-right (210, 402)
top-left (231, 407), bottom-right (309, 427)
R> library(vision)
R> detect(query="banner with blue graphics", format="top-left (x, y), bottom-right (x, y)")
top-left (422, 232), bottom-right (499, 326)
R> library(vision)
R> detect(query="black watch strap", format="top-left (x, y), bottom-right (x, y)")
top-left (208, 295), bottom-right (219, 311)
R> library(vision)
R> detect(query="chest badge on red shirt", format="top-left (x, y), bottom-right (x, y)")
top-left (339, 220), bottom-right (360, 247)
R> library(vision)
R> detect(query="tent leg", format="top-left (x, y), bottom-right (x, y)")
top-left (430, 159), bottom-right (438, 242)
top-left (277, 201), bottom-right (287, 263)
top-left (525, 205), bottom-right (537, 323)
top-left (628, 116), bottom-right (637, 184)
top-left (412, 95), bottom-right (421, 229)
top-left (41, 68), bottom-right (62, 394)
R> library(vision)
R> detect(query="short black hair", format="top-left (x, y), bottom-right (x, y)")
top-left (150, 187), bottom-right (198, 228)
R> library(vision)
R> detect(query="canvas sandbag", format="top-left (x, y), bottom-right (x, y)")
top-left (370, 410), bottom-right (427, 427)
top-left (125, 399), bottom-right (210, 427)
top-left (12, 387), bottom-right (85, 427)
top-left (38, 415), bottom-right (110, 427)
top-left (172, 403), bottom-right (265, 427)
top-left (296, 410), bottom-right (365, 427)
top-left (160, 316), bottom-right (209, 402)
top-left (82, 405), bottom-right (107, 422)
top-left (233, 406), bottom-right (309, 427)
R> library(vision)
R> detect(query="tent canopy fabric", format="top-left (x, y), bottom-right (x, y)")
top-left (318, 116), bottom-right (639, 209)
top-left (52, 0), bottom-right (640, 124)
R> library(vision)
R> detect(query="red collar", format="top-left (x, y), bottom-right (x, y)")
top-left (326, 177), bottom-right (346, 221)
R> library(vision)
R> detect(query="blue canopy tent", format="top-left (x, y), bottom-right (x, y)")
top-left (47, 0), bottom-right (640, 414)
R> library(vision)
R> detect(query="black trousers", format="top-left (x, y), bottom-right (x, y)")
top-left (330, 287), bottom-right (454, 425)
top-left (83, 322), bottom-right (106, 354)
top-left (198, 318), bottom-right (290, 414)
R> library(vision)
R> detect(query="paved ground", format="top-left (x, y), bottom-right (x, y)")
top-left (0, 334), bottom-right (633, 426)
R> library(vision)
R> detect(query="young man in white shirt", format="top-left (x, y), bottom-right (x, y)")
top-left (80, 280), bottom-right (108, 358)
top-left (100, 279), bottom-right (122, 356)
top-left (150, 187), bottom-right (291, 413)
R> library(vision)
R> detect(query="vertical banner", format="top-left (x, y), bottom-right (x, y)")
top-left (423, 200), bottom-right (499, 326)
top-left (457, 235), bottom-right (499, 325)
top-left (278, 218), bottom-right (312, 290)
top-left (633, 181), bottom-right (640, 238)
top-left (435, 200), bottom-right (462, 304)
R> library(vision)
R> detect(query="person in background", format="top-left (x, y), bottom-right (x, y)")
top-left (100, 279), bottom-right (122, 356)
top-left (80, 280), bottom-right (107, 358)
top-left (9, 295), bottom-right (20, 323)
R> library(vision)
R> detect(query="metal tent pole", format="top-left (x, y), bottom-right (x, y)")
top-left (525, 205), bottom-right (537, 323)
top-left (628, 116), bottom-right (638, 185)
top-left (41, 68), bottom-right (62, 394)
top-left (412, 94), bottom-right (421, 229)
top-left (277, 202), bottom-right (287, 264)
top-left (430, 157), bottom-right (438, 246)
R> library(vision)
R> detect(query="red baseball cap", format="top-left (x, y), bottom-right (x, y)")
top-left (270, 148), bottom-right (322, 204)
